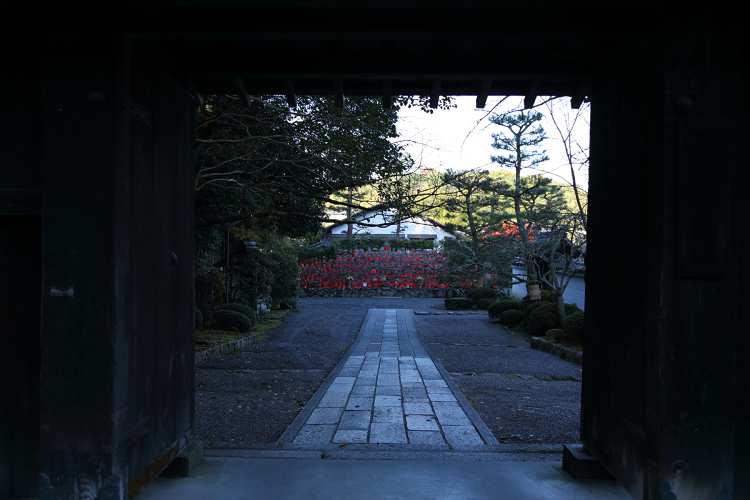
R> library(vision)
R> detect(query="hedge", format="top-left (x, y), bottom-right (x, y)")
top-left (466, 287), bottom-right (497, 302)
top-left (445, 298), bottom-right (475, 310)
top-left (212, 310), bottom-right (254, 333)
top-left (527, 302), bottom-right (561, 336)
top-left (499, 309), bottom-right (524, 327)
top-left (476, 298), bottom-right (494, 310)
top-left (196, 302), bottom-right (213, 322)
top-left (220, 303), bottom-right (257, 328)
top-left (488, 299), bottom-right (521, 319)
top-left (563, 311), bottom-right (585, 339)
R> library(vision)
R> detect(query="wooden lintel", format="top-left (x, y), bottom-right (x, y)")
top-left (283, 78), bottom-right (297, 108)
top-left (382, 79), bottom-right (392, 109)
top-left (187, 78), bottom-right (204, 111)
top-left (333, 78), bottom-right (344, 108)
top-left (430, 79), bottom-right (441, 109)
top-left (571, 83), bottom-right (588, 109)
top-left (232, 76), bottom-right (252, 108)
top-left (476, 78), bottom-right (492, 108)
top-left (524, 79), bottom-right (541, 109)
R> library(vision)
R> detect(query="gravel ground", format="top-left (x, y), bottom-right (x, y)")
top-left (194, 297), bottom-right (582, 448)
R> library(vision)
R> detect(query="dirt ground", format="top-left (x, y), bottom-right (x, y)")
top-left (194, 297), bottom-right (582, 448)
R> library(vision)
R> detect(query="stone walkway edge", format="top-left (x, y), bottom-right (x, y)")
top-left (275, 309), bottom-right (498, 451)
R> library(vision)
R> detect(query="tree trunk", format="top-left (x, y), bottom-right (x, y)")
top-left (557, 292), bottom-right (566, 324)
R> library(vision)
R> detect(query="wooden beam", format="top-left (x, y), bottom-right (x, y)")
top-left (333, 78), bottom-right (344, 108)
top-left (476, 78), bottom-right (492, 108)
top-left (382, 79), bottom-right (392, 109)
top-left (187, 78), bottom-right (204, 111)
top-left (571, 82), bottom-right (588, 109)
top-left (430, 79), bottom-right (441, 109)
top-left (524, 79), bottom-right (541, 109)
top-left (283, 77), bottom-right (297, 108)
top-left (232, 76), bottom-right (252, 108)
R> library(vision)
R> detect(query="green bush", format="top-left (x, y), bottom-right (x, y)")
top-left (212, 310), bottom-right (254, 333)
top-left (499, 309), bottom-right (524, 327)
top-left (562, 311), bottom-right (585, 339)
top-left (544, 328), bottom-right (564, 341)
top-left (466, 287), bottom-right (497, 302)
top-left (564, 303), bottom-right (581, 316)
top-left (527, 303), bottom-right (561, 336)
top-left (476, 298), bottom-right (494, 310)
top-left (488, 299), bottom-right (521, 319)
top-left (522, 301), bottom-right (545, 326)
top-left (270, 251), bottom-right (300, 308)
top-left (444, 298), bottom-right (475, 310)
top-left (220, 303), bottom-right (257, 328)
top-left (195, 306), bottom-right (203, 328)
top-left (444, 298), bottom-right (463, 310)
top-left (196, 302), bottom-right (212, 322)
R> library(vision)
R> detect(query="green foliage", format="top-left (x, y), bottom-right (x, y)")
top-left (195, 273), bottom-right (225, 310)
top-left (564, 303), bottom-right (581, 316)
top-left (499, 309), bottom-right (524, 327)
top-left (333, 238), bottom-right (435, 252)
top-left (519, 291), bottom-right (557, 310)
top-left (270, 251), bottom-right (300, 308)
top-left (544, 329), bottom-right (564, 342)
top-left (476, 298), bottom-right (494, 310)
top-left (527, 303), bottom-right (561, 336)
top-left (522, 301), bottom-right (546, 326)
top-left (297, 245), bottom-right (337, 263)
top-left (444, 298), bottom-right (475, 310)
top-left (488, 299), bottom-right (521, 319)
top-left (212, 310), bottom-right (254, 333)
top-left (220, 303), bottom-right (257, 328)
top-left (196, 302), bottom-right (213, 322)
top-left (466, 287), bottom-right (497, 302)
top-left (562, 311), bottom-right (585, 339)
top-left (195, 306), bottom-right (203, 328)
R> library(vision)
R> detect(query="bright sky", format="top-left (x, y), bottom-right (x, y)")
top-left (395, 95), bottom-right (589, 189)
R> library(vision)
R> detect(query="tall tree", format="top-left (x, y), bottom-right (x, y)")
top-left (489, 111), bottom-right (552, 293)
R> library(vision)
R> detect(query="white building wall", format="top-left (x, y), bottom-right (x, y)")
top-left (331, 211), bottom-right (454, 241)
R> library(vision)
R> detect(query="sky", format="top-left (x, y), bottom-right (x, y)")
top-left (395, 95), bottom-right (590, 189)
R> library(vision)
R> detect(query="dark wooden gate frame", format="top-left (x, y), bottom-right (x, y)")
top-left (1, 2), bottom-right (746, 499)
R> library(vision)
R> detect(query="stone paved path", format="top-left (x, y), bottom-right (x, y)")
top-left (278, 309), bottom-right (497, 450)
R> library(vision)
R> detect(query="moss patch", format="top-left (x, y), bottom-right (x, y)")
top-left (195, 308), bottom-right (290, 352)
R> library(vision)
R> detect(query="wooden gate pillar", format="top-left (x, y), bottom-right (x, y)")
top-left (39, 34), bottom-right (196, 499)
top-left (583, 13), bottom-right (745, 500)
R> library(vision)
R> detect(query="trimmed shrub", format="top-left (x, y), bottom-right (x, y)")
top-left (488, 299), bottom-right (521, 319)
top-left (564, 303), bottom-right (581, 316)
top-left (195, 306), bottom-right (203, 328)
top-left (544, 328), bottom-right (564, 341)
top-left (499, 309), bottom-right (524, 327)
top-left (562, 311), bottom-right (585, 339)
top-left (466, 287), bottom-right (497, 302)
top-left (445, 298), bottom-right (474, 310)
top-left (270, 252), bottom-right (300, 309)
top-left (212, 310), bottom-right (253, 333)
top-left (527, 303), bottom-right (561, 336)
top-left (196, 302), bottom-right (212, 322)
top-left (476, 298), bottom-right (494, 310)
top-left (522, 301), bottom-right (545, 326)
top-left (220, 303), bottom-right (257, 328)
top-left (445, 298), bottom-right (463, 310)
top-left (540, 290), bottom-right (557, 303)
